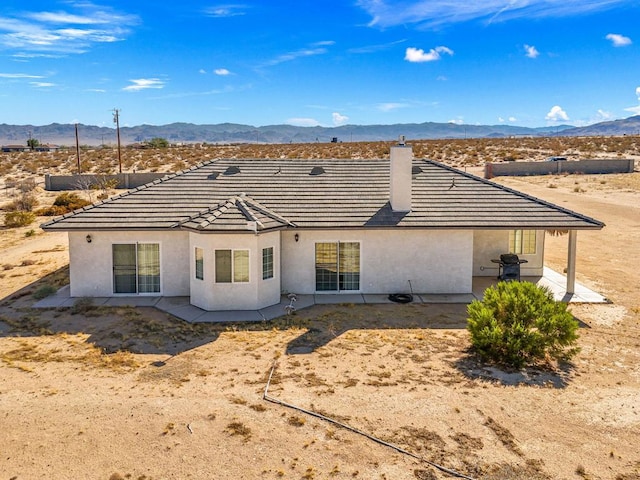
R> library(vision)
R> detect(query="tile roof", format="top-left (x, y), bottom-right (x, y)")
top-left (41, 158), bottom-right (604, 232)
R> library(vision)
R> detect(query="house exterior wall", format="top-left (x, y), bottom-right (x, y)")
top-left (472, 230), bottom-right (545, 277)
top-left (188, 231), bottom-right (281, 310)
top-left (281, 229), bottom-right (473, 295)
top-left (68, 230), bottom-right (190, 297)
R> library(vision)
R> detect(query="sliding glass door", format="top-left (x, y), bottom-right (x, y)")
top-left (113, 243), bottom-right (160, 294)
top-left (315, 242), bottom-right (360, 292)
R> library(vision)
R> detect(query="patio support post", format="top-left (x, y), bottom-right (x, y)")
top-left (566, 230), bottom-right (577, 295)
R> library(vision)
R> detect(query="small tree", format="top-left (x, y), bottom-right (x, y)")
top-left (147, 137), bottom-right (169, 148)
top-left (27, 138), bottom-right (40, 150)
top-left (467, 281), bottom-right (579, 368)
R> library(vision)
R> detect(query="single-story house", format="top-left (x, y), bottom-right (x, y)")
top-left (41, 142), bottom-right (604, 311)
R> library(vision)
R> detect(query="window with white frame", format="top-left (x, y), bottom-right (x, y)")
top-left (509, 230), bottom-right (536, 255)
top-left (315, 242), bottom-right (360, 291)
top-left (112, 243), bottom-right (160, 294)
top-left (215, 249), bottom-right (249, 283)
top-left (195, 247), bottom-right (204, 280)
top-left (262, 247), bottom-right (274, 280)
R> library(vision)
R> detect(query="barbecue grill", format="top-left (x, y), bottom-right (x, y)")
top-left (491, 254), bottom-right (528, 281)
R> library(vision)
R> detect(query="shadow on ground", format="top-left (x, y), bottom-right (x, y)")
top-left (453, 351), bottom-right (576, 388)
top-left (284, 302), bottom-right (469, 354)
top-left (1, 274), bottom-right (472, 358)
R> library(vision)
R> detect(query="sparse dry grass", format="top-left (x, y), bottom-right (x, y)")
top-left (1, 136), bottom-right (638, 191)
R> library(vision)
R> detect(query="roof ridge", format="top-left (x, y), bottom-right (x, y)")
top-left (243, 196), bottom-right (296, 227)
top-left (235, 196), bottom-right (265, 230)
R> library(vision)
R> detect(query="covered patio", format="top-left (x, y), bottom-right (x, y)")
top-left (34, 266), bottom-right (607, 324)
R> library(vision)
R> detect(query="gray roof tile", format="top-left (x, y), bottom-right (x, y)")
top-left (41, 158), bottom-right (604, 232)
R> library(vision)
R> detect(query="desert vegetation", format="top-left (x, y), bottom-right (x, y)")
top-left (1, 136), bottom-right (639, 479)
top-left (1, 135), bottom-right (639, 182)
top-left (467, 282), bottom-right (580, 368)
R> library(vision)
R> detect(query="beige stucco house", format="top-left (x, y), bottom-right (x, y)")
top-left (42, 142), bottom-right (604, 311)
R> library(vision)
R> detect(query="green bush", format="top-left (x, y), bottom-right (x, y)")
top-left (467, 281), bottom-right (579, 368)
top-left (4, 211), bottom-right (36, 227)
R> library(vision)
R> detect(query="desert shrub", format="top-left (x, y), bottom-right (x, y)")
top-left (53, 192), bottom-right (91, 209)
top-left (35, 205), bottom-right (69, 216)
top-left (467, 281), bottom-right (579, 368)
top-left (36, 192), bottom-right (91, 216)
top-left (4, 211), bottom-right (36, 227)
top-left (5, 192), bottom-right (37, 212)
top-left (33, 284), bottom-right (58, 299)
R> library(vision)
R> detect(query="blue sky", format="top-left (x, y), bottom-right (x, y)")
top-left (1, 1), bottom-right (639, 128)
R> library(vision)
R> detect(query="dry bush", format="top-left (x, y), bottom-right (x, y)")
top-left (4, 211), bottom-right (36, 227)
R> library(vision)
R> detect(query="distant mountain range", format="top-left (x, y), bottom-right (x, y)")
top-left (1, 115), bottom-right (639, 146)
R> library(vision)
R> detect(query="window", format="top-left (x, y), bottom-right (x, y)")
top-left (195, 247), bottom-right (204, 280)
top-left (315, 242), bottom-right (360, 291)
top-left (262, 247), bottom-right (274, 280)
top-left (112, 243), bottom-right (160, 294)
top-left (509, 230), bottom-right (536, 255)
top-left (215, 249), bottom-right (249, 283)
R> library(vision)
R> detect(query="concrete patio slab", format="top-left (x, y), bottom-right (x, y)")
top-left (104, 297), bottom-right (161, 307)
top-left (418, 293), bottom-right (477, 304)
top-left (363, 294), bottom-right (396, 304)
top-left (32, 267), bottom-right (607, 323)
top-left (314, 293), bottom-right (365, 304)
top-left (194, 310), bottom-right (265, 323)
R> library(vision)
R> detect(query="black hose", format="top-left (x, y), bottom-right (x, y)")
top-left (388, 293), bottom-right (413, 303)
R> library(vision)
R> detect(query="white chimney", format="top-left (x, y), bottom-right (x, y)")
top-left (389, 136), bottom-right (412, 212)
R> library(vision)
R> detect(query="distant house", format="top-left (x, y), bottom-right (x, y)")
top-left (2, 144), bottom-right (28, 152)
top-left (41, 142), bottom-right (604, 311)
top-left (2, 144), bottom-right (60, 152)
top-left (34, 144), bottom-right (60, 152)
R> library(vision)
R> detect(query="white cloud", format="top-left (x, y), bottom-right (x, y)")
top-left (199, 69), bottom-right (207, 74)
top-left (313, 40), bottom-right (336, 47)
top-left (0, 72), bottom-right (44, 78)
top-left (545, 105), bottom-right (569, 122)
top-left (524, 44), bottom-right (539, 58)
top-left (30, 81), bottom-right (55, 88)
top-left (624, 86), bottom-right (640, 115)
top-left (123, 78), bottom-right (165, 92)
top-left (0, 5), bottom-right (139, 55)
top-left (332, 112), bottom-right (349, 126)
top-left (509, 116), bottom-right (517, 122)
top-left (358, 0), bottom-right (634, 29)
top-left (203, 5), bottom-right (248, 18)
top-left (448, 117), bottom-right (464, 125)
top-left (214, 68), bottom-right (231, 75)
top-left (286, 117), bottom-right (321, 127)
top-left (263, 46), bottom-right (330, 67)
top-left (405, 46), bottom-right (453, 63)
top-left (606, 33), bottom-right (632, 47)
top-left (348, 39), bottom-right (406, 54)
top-left (596, 109), bottom-right (612, 120)
top-left (377, 102), bottom-right (408, 112)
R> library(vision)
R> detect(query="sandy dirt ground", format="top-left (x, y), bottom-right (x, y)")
top-left (1, 168), bottom-right (639, 480)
